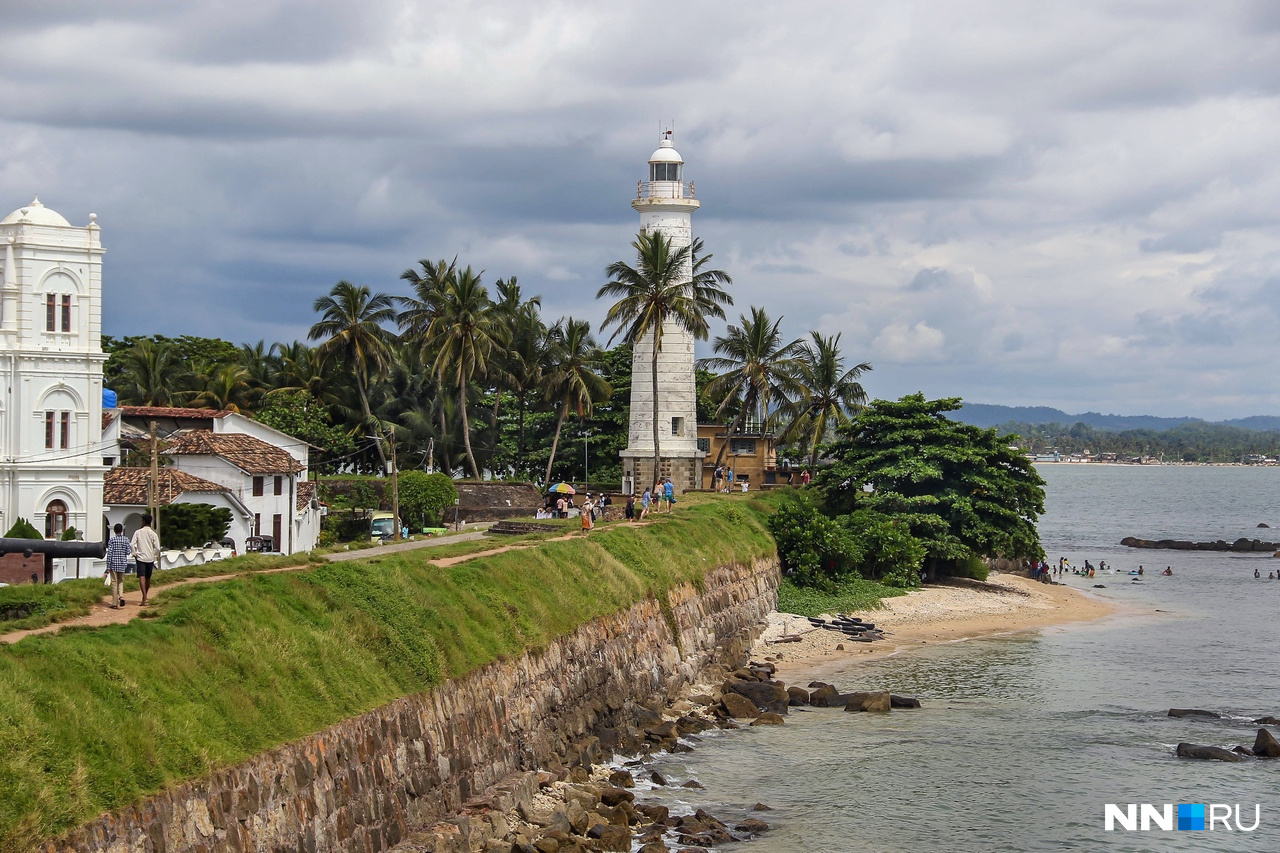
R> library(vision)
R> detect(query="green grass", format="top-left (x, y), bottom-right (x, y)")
top-left (775, 576), bottom-right (908, 618)
top-left (0, 496), bottom-right (778, 851)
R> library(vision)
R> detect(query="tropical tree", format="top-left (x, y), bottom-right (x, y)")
top-left (780, 331), bottom-right (872, 468)
top-left (112, 338), bottom-right (188, 406)
top-left (187, 363), bottom-right (253, 412)
top-left (542, 318), bottom-right (611, 485)
top-left (419, 266), bottom-right (505, 479)
top-left (697, 306), bottom-right (804, 468)
top-left (598, 231), bottom-right (733, 481)
top-left (308, 280), bottom-right (396, 470)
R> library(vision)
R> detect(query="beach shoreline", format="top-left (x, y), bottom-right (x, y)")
top-left (755, 573), bottom-right (1118, 684)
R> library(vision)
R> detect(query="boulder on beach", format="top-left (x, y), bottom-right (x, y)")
top-left (726, 679), bottom-right (789, 714)
top-left (720, 692), bottom-right (761, 719)
top-left (808, 684), bottom-right (842, 707)
top-left (787, 686), bottom-right (810, 706)
top-left (1176, 742), bottom-right (1244, 762)
top-left (1253, 728), bottom-right (1280, 758)
top-left (844, 691), bottom-right (892, 713)
top-left (1168, 708), bottom-right (1221, 718)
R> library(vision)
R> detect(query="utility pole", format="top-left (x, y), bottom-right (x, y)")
top-left (583, 429), bottom-right (590, 492)
top-left (389, 426), bottom-right (401, 541)
top-left (149, 419), bottom-right (160, 538)
top-left (426, 437), bottom-right (434, 474)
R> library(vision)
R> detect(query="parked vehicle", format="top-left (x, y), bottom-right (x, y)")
top-left (369, 512), bottom-right (400, 542)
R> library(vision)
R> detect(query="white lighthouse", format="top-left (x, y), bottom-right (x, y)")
top-left (619, 133), bottom-right (706, 495)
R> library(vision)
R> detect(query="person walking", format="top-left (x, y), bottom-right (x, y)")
top-left (713, 465), bottom-right (723, 492)
top-left (801, 469), bottom-right (811, 486)
top-left (726, 468), bottom-right (735, 492)
top-left (786, 469), bottom-right (794, 486)
top-left (663, 478), bottom-right (675, 512)
top-left (580, 497), bottom-right (594, 534)
top-left (625, 494), bottom-right (635, 520)
top-left (130, 513), bottom-right (161, 606)
top-left (640, 487), bottom-right (652, 520)
top-left (105, 523), bottom-right (131, 609)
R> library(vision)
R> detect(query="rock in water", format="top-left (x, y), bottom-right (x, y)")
top-left (890, 694), bottom-right (922, 709)
top-left (1176, 742), bottom-right (1245, 762)
top-left (844, 691), bottom-right (892, 712)
top-left (727, 679), bottom-right (790, 714)
top-left (720, 692), bottom-right (761, 719)
top-left (1168, 708), bottom-right (1221, 718)
top-left (787, 686), bottom-right (810, 706)
top-left (808, 684), bottom-right (842, 707)
top-left (1253, 728), bottom-right (1280, 758)
top-left (751, 712), bottom-right (785, 725)
top-left (1254, 715), bottom-right (1280, 725)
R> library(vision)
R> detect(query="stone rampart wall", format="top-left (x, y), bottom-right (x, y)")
top-left (46, 558), bottom-right (778, 853)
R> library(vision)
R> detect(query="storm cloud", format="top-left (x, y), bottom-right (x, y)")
top-left (3, 0), bottom-right (1279, 417)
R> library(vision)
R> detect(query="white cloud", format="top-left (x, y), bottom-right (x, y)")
top-left (872, 321), bottom-right (946, 363)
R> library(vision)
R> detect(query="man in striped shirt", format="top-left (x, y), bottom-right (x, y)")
top-left (105, 523), bottom-right (131, 609)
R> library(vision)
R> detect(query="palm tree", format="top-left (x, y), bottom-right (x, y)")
top-left (697, 306), bottom-right (804, 469)
top-left (114, 339), bottom-right (188, 406)
top-left (308, 280), bottom-right (396, 470)
top-left (542, 318), bottom-right (611, 485)
top-left (421, 266), bottom-right (504, 479)
top-left (188, 363), bottom-right (253, 412)
top-left (598, 230), bottom-right (733, 482)
top-left (780, 331), bottom-right (872, 467)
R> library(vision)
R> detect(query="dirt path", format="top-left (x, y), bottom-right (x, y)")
top-left (0, 529), bottom-right (492, 645)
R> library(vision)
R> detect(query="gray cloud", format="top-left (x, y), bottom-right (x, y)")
top-left (4, 0), bottom-right (1280, 418)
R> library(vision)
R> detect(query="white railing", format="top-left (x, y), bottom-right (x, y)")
top-left (636, 180), bottom-right (695, 200)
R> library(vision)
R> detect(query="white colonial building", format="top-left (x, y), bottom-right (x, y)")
top-left (0, 198), bottom-right (107, 546)
top-left (619, 134), bottom-right (706, 494)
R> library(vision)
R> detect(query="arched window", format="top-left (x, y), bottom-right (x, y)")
top-left (45, 500), bottom-right (68, 538)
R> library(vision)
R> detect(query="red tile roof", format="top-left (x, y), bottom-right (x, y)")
top-left (104, 467), bottom-right (230, 507)
top-left (296, 480), bottom-right (317, 512)
top-left (165, 431), bottom-right (304, 475)
top-left (116, 406), bottom-right (232, 420)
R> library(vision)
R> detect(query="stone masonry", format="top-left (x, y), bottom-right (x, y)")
top-left (44, 558), bottom-right (779, 853)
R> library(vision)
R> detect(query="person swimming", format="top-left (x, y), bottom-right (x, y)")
top-left (1162, 566), bottom-right (1172, 576)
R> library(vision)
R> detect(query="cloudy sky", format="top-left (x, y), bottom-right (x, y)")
top-left (4, 0), bottom-right (1280, 418)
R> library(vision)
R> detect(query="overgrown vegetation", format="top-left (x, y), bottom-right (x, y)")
top-left (156, 504), bottom-right (233, 549)
top-left (0, 496), bottom-right (776, 849)
top-left (775, 576), bottom-right (906, 617)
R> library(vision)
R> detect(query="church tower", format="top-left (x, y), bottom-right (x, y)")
top-left (619, 133), bottom-right (706, 494)
top-left (0, 198), bottom-right (107, 554)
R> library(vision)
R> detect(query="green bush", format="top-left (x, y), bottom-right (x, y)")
top-left (844, 510), bottom-right (924, 588)
top-left (942, 553), bottom-right (991, 582)
top-left (397, 471), bottom-right (458, 527)
top-left (59, 528), bottom-right (79, 542)
top-left (3, 519), bottom-right (42, 540)
top-left (768, 492), bottom-right (862, 591)
top-left (157, 504), bottom-right (233, 549)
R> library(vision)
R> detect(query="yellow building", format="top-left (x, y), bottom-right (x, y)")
top-left (696, 424), bottom-right (786, 490)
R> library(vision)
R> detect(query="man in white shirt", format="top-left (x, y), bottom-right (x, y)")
top-left (130, 514), bottom-right (162, 606)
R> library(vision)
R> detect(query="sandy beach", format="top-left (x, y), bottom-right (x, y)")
top-left (755, 573), bottom-right (1116, 683)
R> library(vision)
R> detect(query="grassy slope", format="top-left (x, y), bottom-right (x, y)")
top-left (0, 494), bottom-right (778, 851)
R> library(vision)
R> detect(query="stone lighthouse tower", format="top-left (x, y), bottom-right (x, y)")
top-left (619, 133), bottom-right (705, 495)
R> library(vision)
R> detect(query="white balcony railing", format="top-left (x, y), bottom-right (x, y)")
top-left (636, 180), bottom-right (695, 200)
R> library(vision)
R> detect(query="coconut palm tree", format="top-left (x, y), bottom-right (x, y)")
top-left (598, 231), bottom-right (733, 481)
top-left (113, 338), bottom-right (188, 406)
top-left (542, 317), bottom-right (611, 485)
top-left (697, 306), bottom-right (805, 469)
top-left (308, 280), bottom-right (396, 470)
top-left (422, 266), bottom-right (504, 479)
top-left (780, 331), bottom-right (872, 467)
top-left (188, 363), bottom-right (253, 412)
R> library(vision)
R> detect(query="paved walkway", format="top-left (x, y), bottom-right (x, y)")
top-left (0, 527), bottom-right (499, 645)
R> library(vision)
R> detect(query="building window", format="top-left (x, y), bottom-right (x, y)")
top-left (60, 412), bottom-right (70, 449)
top-left (650, 162), bottom-right (681, 181)
top-left (46, 295), bottom-right (55, 332)
top-left (671, 417), bottom-right (684, 436)
top-left (45, 500), bottom-right (67, 538)
top-left (274, 475), bottom-right (283, 496)
top-left (252, 476), bottom-right (264, 496)
top-left (696, 437), bottom-right (711, 453)
top-left (45, 411), bottom-right (55, 449)
top-left (730, 438), bottom-right (757, 455)
top-left (61, 295), bottom-right (71, 332)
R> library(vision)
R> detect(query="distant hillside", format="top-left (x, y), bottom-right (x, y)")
top-left (955, 404), bottom-right (1203, 432)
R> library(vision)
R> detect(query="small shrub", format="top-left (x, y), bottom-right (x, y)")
top-left (4, 518), bottom-right (42, 539)
top-left (768, 492), bottom-right (862, 591)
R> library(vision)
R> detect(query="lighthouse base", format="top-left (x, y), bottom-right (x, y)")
top-left (620, 450), bottom-right (705, 496)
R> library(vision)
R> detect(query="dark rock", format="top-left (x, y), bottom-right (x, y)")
top-left (731, 668), bottom-right (758, 682)
top-left (1259, 523), bottom-right (1270, 528)
top-left (726, 680), bottom-right (789, 714)
top-left (835, 643), bottom-right (844, 650)
top-left (638, 844), bottom-right (669, 853)
top-left (650, 770), bottom-right (668, 786)
top-left (1233, 746), bottom-right (1255, 756)
top-left (808, 684), bottom-right (842, 707)
top-left (751, 712), bottom-right (784, 725)
top-left (687, 694), bottom-right (713, 707)
top-left (680, 780), bottom-right (704, 789)
top-left (1093, 584), bottom-right (1106, 588)
top-left (585, 823), bottom-right (630, 851)
top-left (1176, 742), bottom-right (1245, 762)
top-left (1253, 728), bottom-right (1280, 758)
top-left (1254, 715), bottom-right (1280, 725)
top-left (607, 770), bottom-right (635, 788)
top-left (807, 681), bottom-right (829, 689)
top-left (734, 818), bottom-right (770, 834)
top-left (635, 804), bottom-right (669, 823)
top-left (719, 692), bottom-right (761, 719)
top-left (890, 694), bottom-right (921, 709)
top-left (844, 691), bottom-right (892, 713)
top-left (1169, 708), bottom-right (1221, 718)
top-left (752, 803), bottom-right (772, 811)
top-left (599, 786), bottom-right (635, 807)
top-left (786, 686), bottom-right (810, 706)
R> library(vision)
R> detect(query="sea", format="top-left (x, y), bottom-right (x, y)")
top-left (634, 464), bottom-right (1280, 851)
